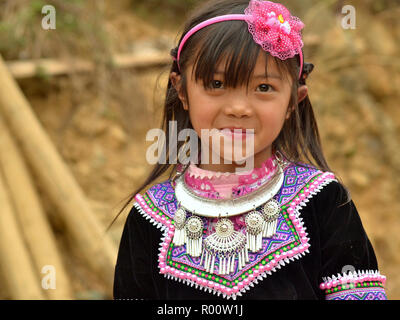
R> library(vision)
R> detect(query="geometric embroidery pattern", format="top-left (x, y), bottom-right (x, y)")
top-left (135, 162), bottom-right (338, 299)
top-left (326, 287), bottom-right (387, 300)
top-left (320, 270), bottom-right (387, 300)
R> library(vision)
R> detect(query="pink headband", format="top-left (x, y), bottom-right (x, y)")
top-left (173, 0), bottom-right (305, 79)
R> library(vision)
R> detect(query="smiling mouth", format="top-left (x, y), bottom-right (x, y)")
top-left (219, 127), bottom-right (255, 133)
top-left (218, 128), bottom-right (255, 140)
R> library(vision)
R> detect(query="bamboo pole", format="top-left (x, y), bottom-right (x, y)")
top-left (0, 54), bottom-right (117, 290)
top-left (0, 114), bottom-right (74, 299)
top-left (5, 37), bottom-right (319, 80)
top-left (0, 170), bottom-right (45, 300)
top-left (6, 52), bottom-right (171, 79)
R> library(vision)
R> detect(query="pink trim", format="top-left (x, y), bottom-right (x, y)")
top-left (319, 270), bottom-right (387, 291)
top-left (299, 51), bottom-right (303, 79)
top-left (134, 194), bottom-right (174, 231)
top-left (187, 154), bottom-right (276, 179)
top-left (134, 172), bottom-right (338, 299)
top-left (185, 155), bottom-right (278, 199)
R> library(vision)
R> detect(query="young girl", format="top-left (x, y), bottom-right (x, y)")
top-left (113, 0), bottom-right (387, 300)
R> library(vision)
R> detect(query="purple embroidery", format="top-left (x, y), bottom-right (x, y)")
top-left (136, 162), bottom-right (337, 299)
top-left (320, 270), bottom-right (387, 300)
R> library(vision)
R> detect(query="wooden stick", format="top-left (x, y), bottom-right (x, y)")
top-left (0, 170), bottom-right (45, 299)
top-left (0, 54), bottom-right (117, 290)
top-left (6, 52), bottom-right (171, 79)
top-left (0, 114), bottom-right (74, 299)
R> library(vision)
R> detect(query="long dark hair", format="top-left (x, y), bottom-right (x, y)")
top-left (107, 0), bottom-right (349, 231)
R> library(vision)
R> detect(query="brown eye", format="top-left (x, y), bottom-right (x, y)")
top-left (211, 80), bottom-right (224, 89)
top-left (257, 84), bottom-right (273, 92)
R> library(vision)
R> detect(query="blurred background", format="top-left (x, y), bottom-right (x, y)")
top-left (0, 0), bottom-right (399, 300)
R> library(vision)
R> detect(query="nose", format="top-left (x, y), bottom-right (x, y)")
top-left (223, 92), bottom-right (253, 118)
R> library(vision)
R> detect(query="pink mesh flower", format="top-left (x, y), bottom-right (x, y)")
top-left (244, 0), bottom-right (304, 60)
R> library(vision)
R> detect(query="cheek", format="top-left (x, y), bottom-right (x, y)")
top-left (189, 108), bottom-right (211, 135)
top-left (257, 108), bottom-right (288, 137)
top-left (188, 100), bottom-right (218, 133)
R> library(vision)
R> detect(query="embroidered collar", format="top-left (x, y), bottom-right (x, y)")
top-left (134, 161), bottom-right (338, 299)
top-left (175, 163), bottom-right (284, 218)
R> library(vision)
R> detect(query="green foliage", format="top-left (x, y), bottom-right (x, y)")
top-left (366, 0), bottom-right (399, 13)
top-left (132, 0), bottom-right (199, 11)
top-left (30, 0), bottom-right (47, 15)
top-left (130, 0), bottom-right (202, 27)
top-left (0, 21), bottom-right (25, 53)
top-left (0, 0), bottom-right (112, 60)
top-left (35, 65), bottom-right (51, 82)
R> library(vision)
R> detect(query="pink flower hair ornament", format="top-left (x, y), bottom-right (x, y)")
top-left (172, 0), bottom-right (305, 79)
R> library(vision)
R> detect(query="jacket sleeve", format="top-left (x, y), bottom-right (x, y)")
top-left (316, 181), bottom-right (387, 300)
top-left (113, 204), bottom-right (162, 299)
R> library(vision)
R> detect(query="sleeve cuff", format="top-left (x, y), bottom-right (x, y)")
top-left (319, 270), bottom-right (387, 300)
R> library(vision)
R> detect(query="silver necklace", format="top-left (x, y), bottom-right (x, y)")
top-left (174, 162), bottom-right (284, 218)
top-left (172, 159), bottom-right (286, 275)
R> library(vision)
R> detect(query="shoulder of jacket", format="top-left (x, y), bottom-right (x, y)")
top-left (283, 161), bottom-right (337, 183)
top-left (132, 178), bottom-right (178, 229)
top-left (276, 161), bottom-right (339, 205)
top-left (139, 179), bottom-right (176, 204)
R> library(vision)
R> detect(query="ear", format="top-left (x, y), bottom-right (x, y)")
top-left (297, 85), bottom-right (308, 104)
top-left (285, 85), bottom-right (308, 119)
top-left (170, 72), bottom-right (188, 110)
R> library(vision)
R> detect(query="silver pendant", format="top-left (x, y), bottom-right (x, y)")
top-left (172, 207), bottom-right (187, 246)
top-left (262, 199), bottom-right (280, 238)
top-left (245, 211), bottom-right (264, 252)
top-left (174, 162), bottom-right (285, 218)
top-left (185, 215), bottom-right (204, 257)
top-left (201, 218), bottom-right (248, 275)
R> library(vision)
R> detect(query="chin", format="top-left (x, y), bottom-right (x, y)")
top-left (216, 148), bottom-right (256, 165)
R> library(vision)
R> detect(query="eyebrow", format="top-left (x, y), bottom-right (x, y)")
top-left (215, 71), bottom-right (282, 80)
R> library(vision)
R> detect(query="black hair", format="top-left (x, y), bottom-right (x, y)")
top-left (107, 0), bottom-right (349, 231)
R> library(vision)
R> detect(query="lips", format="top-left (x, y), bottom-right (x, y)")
top-left (219, 127), bottom-right (255, 133)
top-left (218, 127), bottom-right (255, 140)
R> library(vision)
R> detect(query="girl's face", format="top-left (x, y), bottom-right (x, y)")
top-left (171, 52), bottom-right (306, 172)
